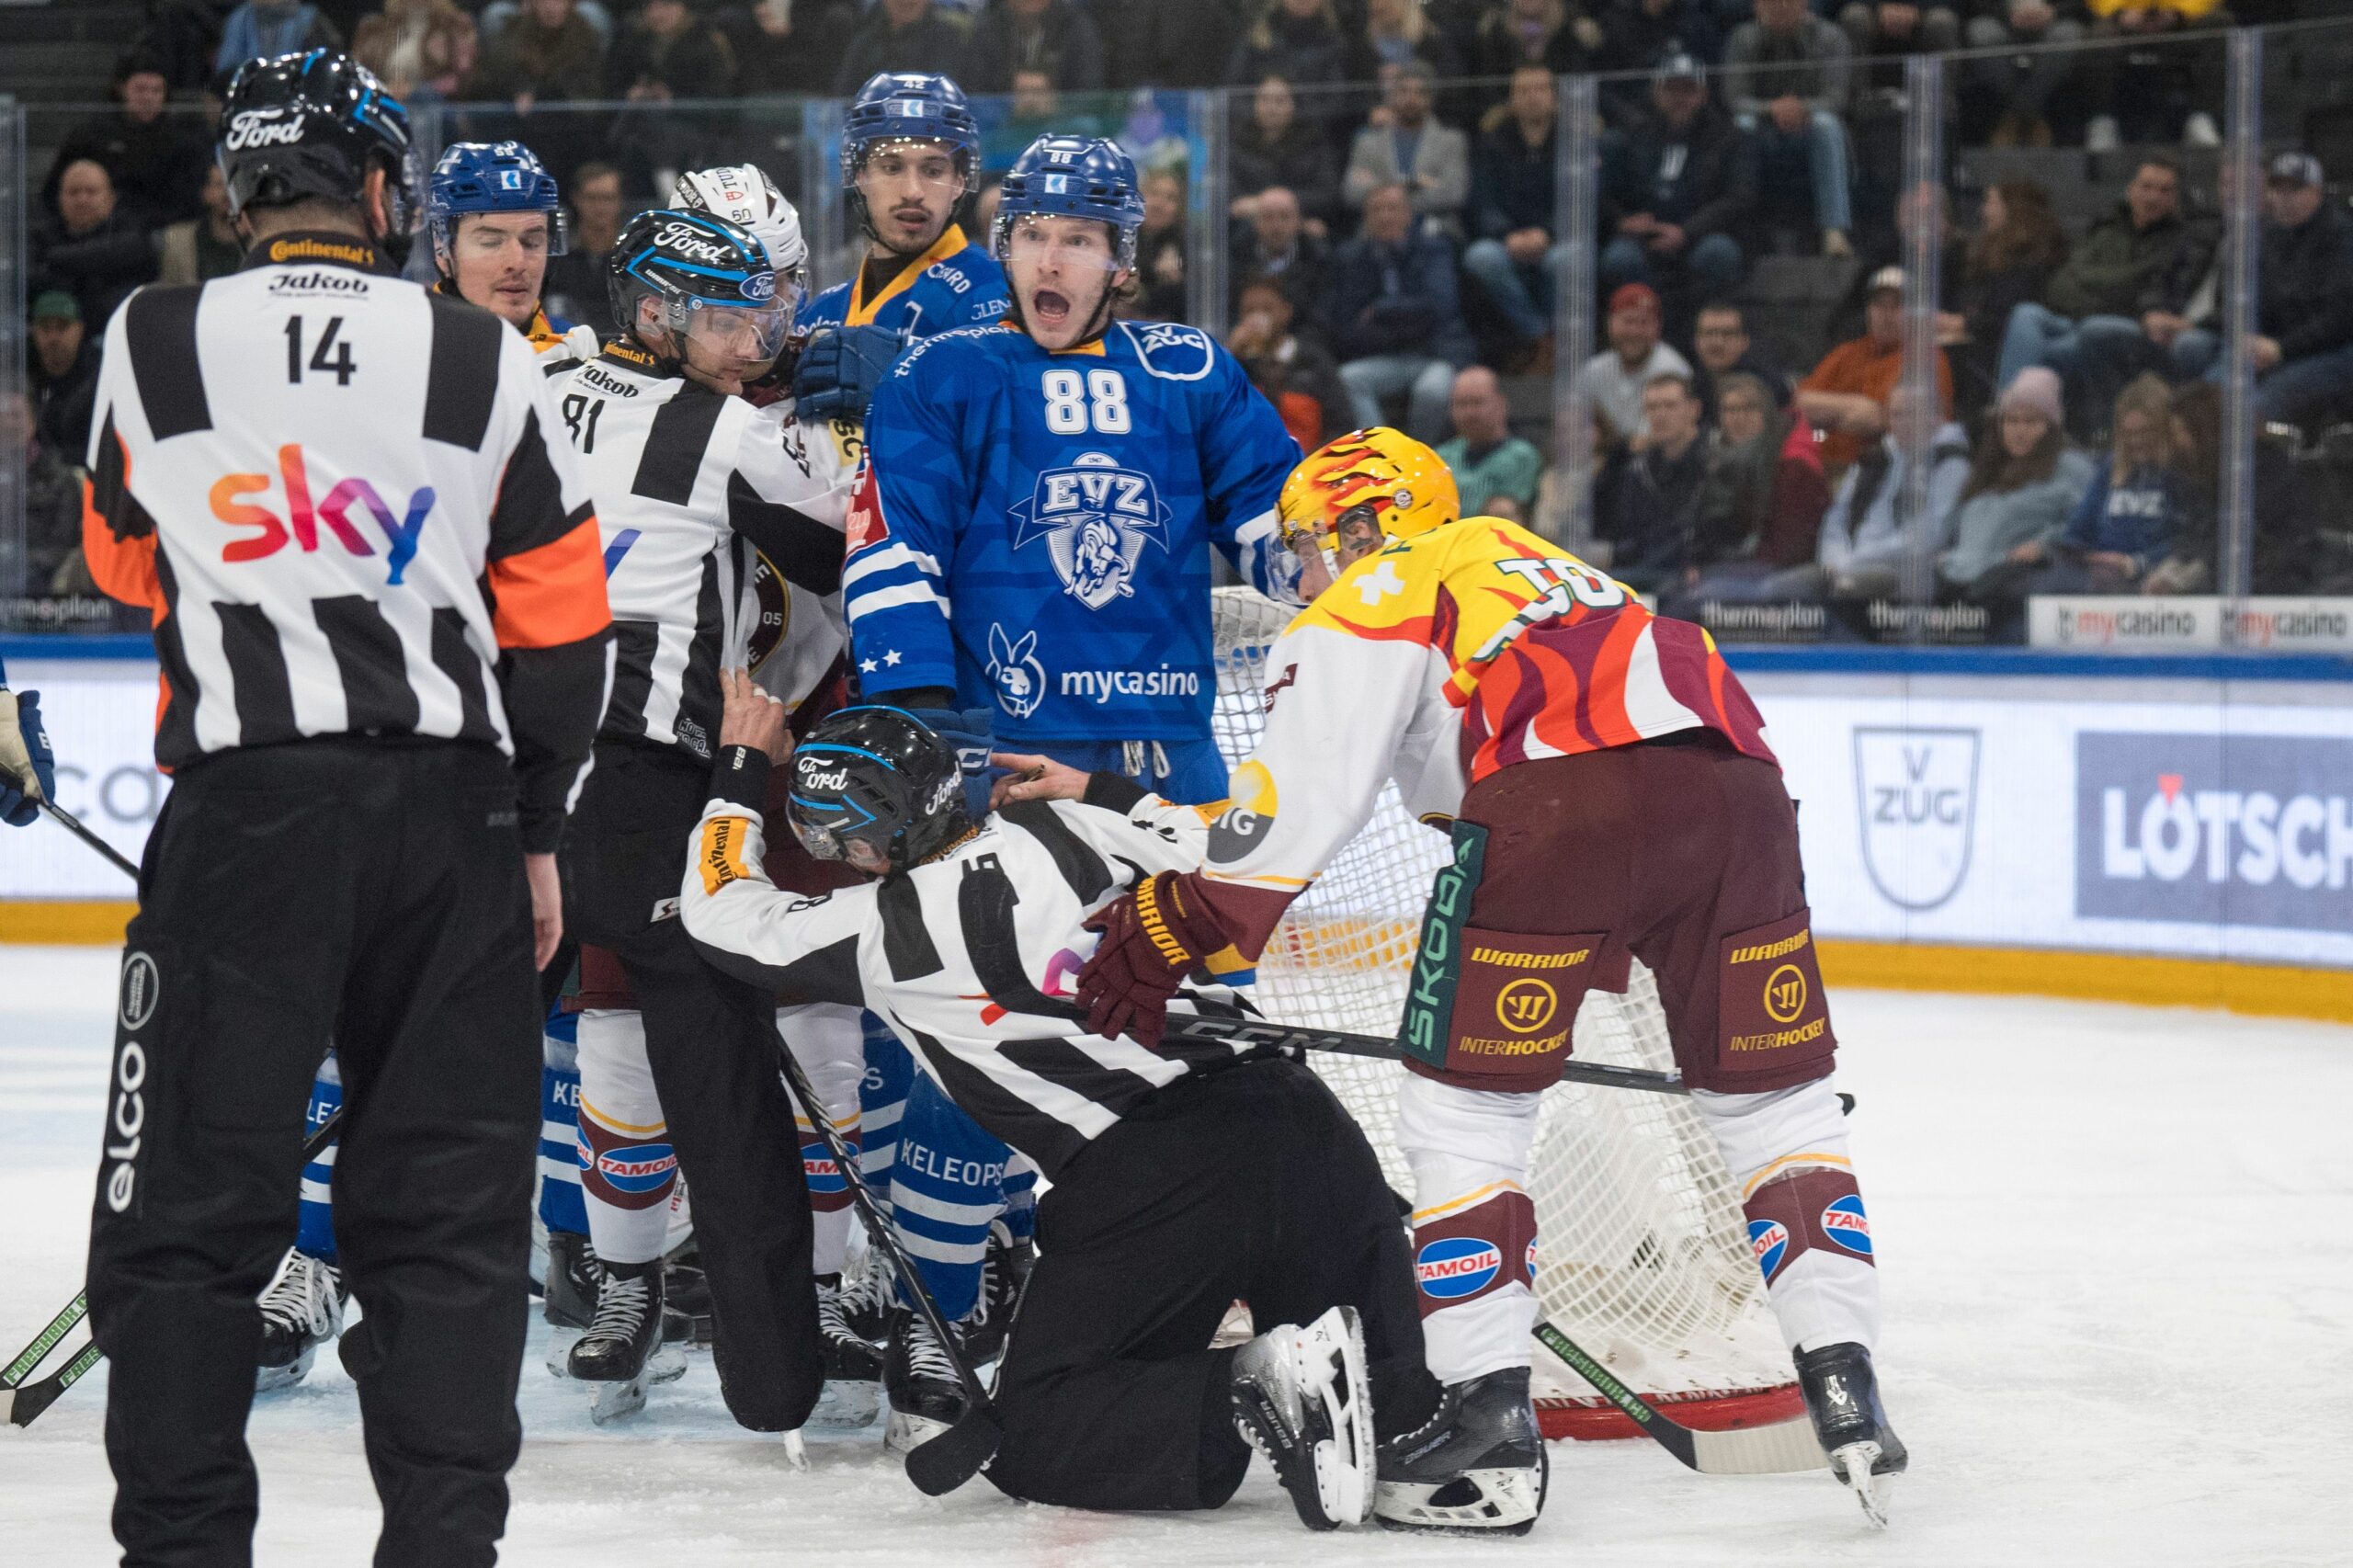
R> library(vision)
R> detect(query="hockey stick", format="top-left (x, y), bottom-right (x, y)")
top-left (1531, 1320), bottom-right (1825, 1475)
top-left (40, 801), bottom-right (141, 882)
top-left (769, 1029), bottom-right (1001, 1495)
top-left (1160, 1015), bottom-right (1688, 1096)
top-left (2, 1107), bottom-right (346, 1428)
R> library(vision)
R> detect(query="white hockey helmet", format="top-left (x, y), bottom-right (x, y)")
top-left (674, 165), bottom-right (809, 287)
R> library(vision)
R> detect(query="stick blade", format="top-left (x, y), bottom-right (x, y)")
top-left (902, 1404), bottom-right (1003, 1496)
top-left (1688, 1415), bottom-right (1831, 1475)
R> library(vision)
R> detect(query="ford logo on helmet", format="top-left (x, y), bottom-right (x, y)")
top-left (653, 220), bottom-right (733, 265)
top-left (741, 270), bottom-right (778, 302)
top-left (223, 109), bottom-right (308, 151)
top-left (799, 765), bottom-right (850, 792)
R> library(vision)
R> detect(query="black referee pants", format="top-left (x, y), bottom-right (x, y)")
top-left (985, 1055), bottom-right (1440, 1512)
top-left (86, 739), bottom-right (542, 1568)
top-left (562, 740), bottom-right (822, 1432)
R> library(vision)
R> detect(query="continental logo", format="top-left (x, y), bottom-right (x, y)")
top-left (267, 235), bottom-right (377, 268)
top-left (1471, 946), bottom-right (1590, 970)
top-left (699, 815), bottom-right (752, 896)
top-left (1729, 1017), bottom-right (1828, 1052)
top-left (1728, 929), bottom-right (1812, 966)
top-left (1458, 1028), bottom-right (1570, 1057)
top-left (1495, 978), bottom-right (1558, 1034)
top-left (602, 341), bottom-right (659, 369)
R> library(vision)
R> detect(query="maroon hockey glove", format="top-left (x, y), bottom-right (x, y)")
top-left (1076, 871), bottom-right (1228, 1049)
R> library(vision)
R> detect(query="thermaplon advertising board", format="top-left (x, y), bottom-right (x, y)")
top-left (6, 654), bottom-right (2352, 967)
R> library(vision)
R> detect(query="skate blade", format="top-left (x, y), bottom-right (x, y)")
top-left (1831, 1441), bottom-right (1892, 1528)
top-left (254, 1344), bottom-right (316, 1395)
top-left (1292, 1306), bottom-right (1375, 1527)
top-left (587, 1364), bottom-right (655, 1426)
top-left (884, 1407), bottom-right (952, 1455)
top-left (1374, 1461), bottom-right (1546, 1536)
top-left (809, 1378), bottom-right (882, 1430)
top-left (647, 1344), bottom-right (688, 1386)
top-left (781, 1430), bottom-right (810, 1471)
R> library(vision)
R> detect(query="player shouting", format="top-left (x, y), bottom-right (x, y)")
top-left (1059, 429), bottom-right (1908, 1530)
top-left (845, 132), bottom-right (1304, 1445)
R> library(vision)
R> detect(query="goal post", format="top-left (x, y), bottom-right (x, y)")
top-left (1209, 587), bottom-right (1801, 1440)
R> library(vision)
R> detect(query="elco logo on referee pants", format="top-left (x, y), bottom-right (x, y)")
top-left (210, 444), bottom-right (437, 585)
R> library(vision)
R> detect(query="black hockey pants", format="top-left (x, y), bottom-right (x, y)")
top-left (562, 740), bottom-right (822, 1431)
top-left (985, 1054), bottom-right (1441, 1512)
top-left (86, 738), bottom-right (542, 1568)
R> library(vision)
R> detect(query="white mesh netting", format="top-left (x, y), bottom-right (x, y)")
top-left (1209, 588), bottom-right (1793, 1428)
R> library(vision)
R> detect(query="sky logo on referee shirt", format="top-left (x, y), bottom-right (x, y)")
top-left (210, 444), bottom-right (435, 585)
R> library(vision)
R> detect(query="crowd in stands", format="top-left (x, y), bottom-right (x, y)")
top-left (16, 0), bottom-right (2353, 632)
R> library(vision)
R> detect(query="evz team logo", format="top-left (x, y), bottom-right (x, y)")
top-left (1011, 452), bottom-right (1170, 609)
top-left (1852, 726), bottom-right (1979, 911)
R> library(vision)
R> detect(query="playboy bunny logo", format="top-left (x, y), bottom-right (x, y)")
top-left (987, 623), bottom-right (1048, 720)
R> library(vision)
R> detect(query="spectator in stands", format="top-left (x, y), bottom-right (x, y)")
top-left (1225, 0), bottom-right (1350, 120)
top-left (1437, 367), bottom-right (1545, 517)
top-left (1229, 186), bottom-right (1332, 324)
top-left (1103, 0), bottom-right (1246, 90)
top-left (2141, 380), bottom-right (2312, 597)
top-left (1125, 168), bottom-right (1191, 322)
top-left (610, 0), bottom-right (737, 98)
top-left (158, 164), bottom-right (244, 288)
top-left (1723, 0), bottom-right (1854, 257)
top-left (352, 0), bottom-right (476, 97)
top-left (1468, 0), bottom-right (1604, 79)
top-left (968, 0), bottom-right (1106, 93)
top-left (835, 0), bottom-right (972, 94)
top-left (1963, 0), bottom-right (2091, 149)
top-left (1343, 60), bottom-right (1470, 234)
top-left (1811, 381), bottom-right (1969, 600)
top-left (1667, 367), bottom-right (1835, 616)
top-left (469, 0), bottom-right (609, 108)
top-left (1324, 181), bottom-right (1473, 441)
top-left (1231, 76), bottom-right (1342, 233)
top-left (1945, 178), bottom-right (2070, 412)
top-left (1228, 275), bottom-right (1350, 449)
top-left (1597, 53), bottom-right (1753, 310)
top-left (213, 0), bottom-right (342, 76)
top-left (1597, 370), bottom-right (1713, 593)
top-left (2081, 0), bottom-right (2228, 153)
top-left (543, 161), bottom-right (624, 333)
top-left (1798, 266), bottom-right (1953, 473)
top-left (720, 0), bottom-right (858, 96)
top-left (41, 54), bottom-right (205, 232)
top-left (1461, 66), bottom-right (1561, 369)
top-left (1935, 368), bottom-right (2097, 604)
top-left (5, 390), bottom-right (92, 598)
top-left (1347, 0), bottom-right (1463, 84)
top-left (1836, 2), bottom-right (1961, 88)
top-left (29, 292), bottom-right (100, 467)
top-left (983, 68), bottom-right (1086, 171)
top-left (1575, 281), bottom-right (1696, 447)
top-left (1828, 178), bottom-right (1961, 347)
top-left (1690, 300), bottom-right (1790, 416)
top-left (29, 161), bottom-right (158, 333)
top-left (1596, 0), bottom-right (1727, 128)
top-left (1995, 156), bottom-right (2208, 429)
top-left (2005, 373), bottom-right (2181, 600)
top-left (2174, 153), bottom-right (2353, 433)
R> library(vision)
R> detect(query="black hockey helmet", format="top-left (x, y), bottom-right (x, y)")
top-left (787, 707), bottom-right (971, 870)
top-left (608, 207), bottom-right (792, 363)
top-left (216, 51), bottom-right (422, 256)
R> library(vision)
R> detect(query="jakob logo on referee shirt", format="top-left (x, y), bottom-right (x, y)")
top-left (210, 444), bottom-right (437, 585)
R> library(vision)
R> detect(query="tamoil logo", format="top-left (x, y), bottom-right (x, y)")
top-left (1415, 1237), bottom-right (1502, 1301)
top-left (210, 444), bottom-right (434, 584)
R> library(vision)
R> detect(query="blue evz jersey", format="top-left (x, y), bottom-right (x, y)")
top-left (846, 320), bottom-right (1305, 744)
top-left (801, 224), bottom-right (1007, 337)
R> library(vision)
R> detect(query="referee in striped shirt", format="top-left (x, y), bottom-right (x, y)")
top-left (77, 52), bottom-right (610, 1566)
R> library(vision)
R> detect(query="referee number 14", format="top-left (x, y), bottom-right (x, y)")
top-left (284, 314), bottom-right (356, 386)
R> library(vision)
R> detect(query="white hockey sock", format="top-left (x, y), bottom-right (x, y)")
top-left (576, 1008), bottom-right (676, 1268)
top-left (780, 1003), bottom-right (867, 1277)
top-left (1690, 1078), bottom-right (1881, 1354)
top-left (1396, 1073), bottom-right (1544, 1385)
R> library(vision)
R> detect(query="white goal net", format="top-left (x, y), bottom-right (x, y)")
top-left (1209, 588), bottom-right (1798, 1438)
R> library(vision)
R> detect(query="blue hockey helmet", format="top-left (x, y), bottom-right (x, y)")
top-left (427, 140), bottom-right (566, 270)
top-left (995, 135), bottom-right (1147, 269)
top-left (216, 51), bottom-right (422, 261)
top-left (839, 72), bottom-right (981, 185)
top-left (609, 208), bottom-right (792, 362)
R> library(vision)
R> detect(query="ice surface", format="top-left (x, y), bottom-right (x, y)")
top-left (3, 945), bottom-right (2349, 1566)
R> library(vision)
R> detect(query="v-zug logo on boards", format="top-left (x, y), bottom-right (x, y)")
top-left (1852, 727), bottom-right (1979, 911)
top-left (2075, 733), bottom-right (2353, 933)
top-left (211, 444), bottom-right (434, 585)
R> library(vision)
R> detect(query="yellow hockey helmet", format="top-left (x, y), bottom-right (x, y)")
top-left (1277, 427), bottom-right (1461, 569)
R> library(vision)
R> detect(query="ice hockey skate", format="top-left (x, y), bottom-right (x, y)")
top-left (960, 1219), bottom-right (1034, 1366)
top-left (1372, 1366), bottom-right (1547, 1534)
top-left (835, 1243), bottom-right (894, 1343)
top-left (568, 1264), bottom-right (686, 1425)
top-left (1796, 1342), bottom-right (1907, 1528)
top-left (255, 1248), bottom-right (344, 1393)
top-left (542, 1228), bottom-right (603, 1331)
top-left (810, 1273), bottom-right (883, 1428)
top-left (882, 1305), bottom-right (965, 1454)
top-left (1230, 1305), bottom-right (1376, 1530)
